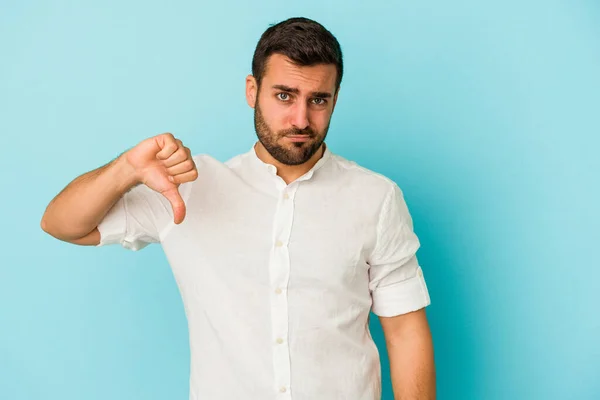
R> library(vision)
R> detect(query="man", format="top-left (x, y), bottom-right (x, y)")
top-left (41, 17), bottom-right (435, 400)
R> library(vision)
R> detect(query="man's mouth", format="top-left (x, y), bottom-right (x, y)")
top-left (284, 135), bottom-right (311, 143)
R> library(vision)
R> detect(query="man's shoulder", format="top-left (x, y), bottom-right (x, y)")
top-left (222, 151), bottom-right (248, 168)
top-left (328, 152), bottom-right (400, 195)
top-left (190, 153), bottom-right (225, 165)
top-left (187, 152), bottom-right (245, 171)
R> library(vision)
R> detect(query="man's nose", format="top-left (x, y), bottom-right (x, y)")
top-left (290, 102), bottom-right (310, 131)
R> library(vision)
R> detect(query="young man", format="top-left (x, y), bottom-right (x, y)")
top-left (41, 17), bottom-right (435, 400)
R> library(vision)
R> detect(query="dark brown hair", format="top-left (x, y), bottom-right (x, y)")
top-left (251, 17), bottom-right (344, 92)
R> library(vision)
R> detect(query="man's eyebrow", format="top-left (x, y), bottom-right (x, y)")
top-left (272, 84), bottom-right (332, 98)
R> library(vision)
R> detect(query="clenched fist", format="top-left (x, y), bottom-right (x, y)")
top-left (125, 132), bottom-right (198, 224)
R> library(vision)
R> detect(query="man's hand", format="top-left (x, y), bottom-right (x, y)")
top-left (125, 132), bottom-right (198, 224)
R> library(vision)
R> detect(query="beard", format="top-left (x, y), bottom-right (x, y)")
top-left (254, 98), bottom-right (329, 166)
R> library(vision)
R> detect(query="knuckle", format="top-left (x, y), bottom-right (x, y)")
top-left (175, 148), bottom-right (187, 160)
top-left (182, 159), bottom-right (193, 169)
top-left (179, 160), bottom-right (190, 171)
top-left (158, 132), bottom-right (175, 143)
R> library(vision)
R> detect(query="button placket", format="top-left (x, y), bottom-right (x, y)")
top-left (268, 184), bottom-right (298, 398)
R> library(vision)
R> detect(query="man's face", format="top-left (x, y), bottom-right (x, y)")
top-left (246, 53), bottom-right (338, 166)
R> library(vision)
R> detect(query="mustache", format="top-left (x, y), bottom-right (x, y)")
top-left (279, 127), bottom-right (315, 137)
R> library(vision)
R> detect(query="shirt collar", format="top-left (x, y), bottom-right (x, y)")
top-left (246, 141), bottom-right (331, 182)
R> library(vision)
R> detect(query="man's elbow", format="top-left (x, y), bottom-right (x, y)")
top-left (40, 213), bottom-right (99, 246)
top-left (40, 213), bottom-right (56, 236)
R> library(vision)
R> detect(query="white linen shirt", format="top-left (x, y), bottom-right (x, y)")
top-left (97, 142), bottom-right (431, 400)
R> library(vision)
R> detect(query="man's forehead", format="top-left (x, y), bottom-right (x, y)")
top-left (263, 54), bottom-right (337, 92)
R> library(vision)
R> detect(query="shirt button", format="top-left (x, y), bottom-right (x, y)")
top-left (283, 193), bottom-right (290, 200)
top-left (279, 386), bottom-right (287, 393)
top-left (275, 288), bottom-right (282, 295)
top-left (418, 269), bottom-right (423, 277)
top-left (275, 240), bottom-right (283, 247)
top-left (276, 337), bottom-right (284, 344)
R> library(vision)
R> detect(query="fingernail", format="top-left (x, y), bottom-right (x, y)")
top-left (168, 176), bottom-right (174, 182)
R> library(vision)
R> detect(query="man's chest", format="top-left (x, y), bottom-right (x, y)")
top-left (161, 179), bottom-right (379, 293)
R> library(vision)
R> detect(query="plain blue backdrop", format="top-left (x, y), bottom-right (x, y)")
top-left (1, 1), bottom-right (599, 399)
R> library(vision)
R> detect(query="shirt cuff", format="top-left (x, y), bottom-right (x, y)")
top-left (371, 266), bottom-right (431, 317)
top-left (96, 197), bottom-right (127, 247)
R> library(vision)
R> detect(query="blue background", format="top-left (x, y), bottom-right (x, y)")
top-left (1, 1), bottom-right (599, 399)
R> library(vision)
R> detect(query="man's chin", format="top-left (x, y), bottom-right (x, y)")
top-left (273, 147), bottom-right (312, 165)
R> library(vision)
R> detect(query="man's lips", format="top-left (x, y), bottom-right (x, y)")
top-left (284, 135), bottom-right (312, 142)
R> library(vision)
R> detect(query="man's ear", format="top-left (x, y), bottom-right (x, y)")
top-left (246, 75), bottom-right (258, 108)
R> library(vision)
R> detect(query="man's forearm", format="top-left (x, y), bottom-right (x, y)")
top-left (380, 308), bottom-right (436, 400)
top-left (387, 328), bottom-right (435, 399)
top-left (41, 152), bottom-right (138, 241)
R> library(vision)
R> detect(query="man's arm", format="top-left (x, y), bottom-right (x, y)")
top-left (41, 153), bottom-right (138, 244)
top-left (379, 308), bottom-right (436, 400)
top-left (40, 133), bottom-right (197, 245)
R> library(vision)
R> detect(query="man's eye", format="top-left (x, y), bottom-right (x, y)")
top-left (277, 93), bottom-right (290, 101)
top-left (312, 98), bottom-right (326, 105)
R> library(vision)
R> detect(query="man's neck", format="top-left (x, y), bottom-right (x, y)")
top-left (254, 142), bottom-right (325, 185)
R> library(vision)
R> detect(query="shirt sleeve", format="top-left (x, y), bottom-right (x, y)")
top-left (367, 182), bottom-right (431, 317)
top-left (96, 181), bottom-right (192, 251)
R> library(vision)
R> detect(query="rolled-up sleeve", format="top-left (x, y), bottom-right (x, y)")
top-left (97, 196), bottom-right (129, 247)
top-left (368, 183), bottom-right (431, 317)
top-left (97, 184), bottom-right (173, 251)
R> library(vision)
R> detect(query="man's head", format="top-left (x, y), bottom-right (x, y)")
top-left (246, 17), bottom-right (343, 166)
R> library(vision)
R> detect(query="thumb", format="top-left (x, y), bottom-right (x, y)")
top-left (161, 186), bottom-right (186, 224)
